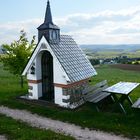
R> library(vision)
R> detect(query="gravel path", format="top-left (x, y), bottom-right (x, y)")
top-left (0, 136), bottom-right (6, 140)
top-left (0, 106), bottom-right (135, 140)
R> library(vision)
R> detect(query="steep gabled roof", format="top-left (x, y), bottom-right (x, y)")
top-left (22, 1), bottom-right (97, 83)
top-left (48, 35), bottom-right (97, 82)
top-left (22, 35), bottom-right (97, 83)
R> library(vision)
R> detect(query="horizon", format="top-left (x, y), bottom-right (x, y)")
top-left (80, 44), bottom-right (140, 45)
top-left (1, 43), bottom-right (140, 46)
top-left (0, 0), bottom-right (140, 45)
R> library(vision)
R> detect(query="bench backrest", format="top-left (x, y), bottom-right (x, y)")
top-left (83, 80), bottom-right (108, 101)
top-left (83, 80), bottom-right (108, 95)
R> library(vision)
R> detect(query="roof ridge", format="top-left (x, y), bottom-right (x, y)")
top-left (60, 35), bottom-right (72, 37)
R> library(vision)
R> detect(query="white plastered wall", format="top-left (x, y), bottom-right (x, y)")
top-left (54, 87), bottom-right (70, 107)
top-left (27, 56), bottom-right (42, 99)
top-left (26, 37), bottom-right (70, 107)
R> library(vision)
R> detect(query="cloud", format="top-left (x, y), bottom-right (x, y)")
top-left (0, 19), bottom-right (42, 44)
top-left (1, 5), bottom-right (140, 44)
top-left (55, 5), bottom-right (140, 44)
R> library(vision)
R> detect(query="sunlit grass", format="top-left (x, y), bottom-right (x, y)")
top-left (0, 63), bottom-right (140, 139)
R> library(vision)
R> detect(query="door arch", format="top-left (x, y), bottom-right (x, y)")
top-left (41, 51), bottom-right (54, 102)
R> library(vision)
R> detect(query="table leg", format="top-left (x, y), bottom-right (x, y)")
top-left (127, 96), bottom-right (133, 105)
top-left (119, 95), bottom-right (133, 105)
top-left (111, 94), bottom-right (127, 114)
top-left (110, 95), bottom-right (115, 102)
top-left (118, 102), bottom-right (126, 114)
top-left (119, 95), bottom-right (126, 103)
top-left (111, 94), bottom-right (118, 101)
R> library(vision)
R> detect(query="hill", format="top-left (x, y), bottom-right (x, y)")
top-left (80, 44), bottom-right (140, 58)
top-left (80, 44), bottom-right (140, 52)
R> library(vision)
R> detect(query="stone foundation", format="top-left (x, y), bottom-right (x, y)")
top-left (62, 81), bottom-right (89, 108)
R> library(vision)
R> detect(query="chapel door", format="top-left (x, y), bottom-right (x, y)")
top-left (41, 51), bottom-right (54, 102)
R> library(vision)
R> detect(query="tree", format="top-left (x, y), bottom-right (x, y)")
top-left (90, 59), bottom-right (100, 66)
top-left (0, 30), bottom-right (36, 87)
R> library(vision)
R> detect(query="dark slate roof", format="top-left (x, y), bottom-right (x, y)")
top-left (44, 0), bottom-right (52, 24)
top-left (38, 23), bottom-right (59, 30)
top-left (49, 35), bottom-right (97, 83)
top-left (38, 1), bottom-right (59, 30)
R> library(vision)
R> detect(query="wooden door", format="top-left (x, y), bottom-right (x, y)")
top-left (41, 51), bottom-right (54, 101)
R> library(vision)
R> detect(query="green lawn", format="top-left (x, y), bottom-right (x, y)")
top-left (0, 114), bottom-right (74, 140)
top-left (0, 64), bottom-right (74, 140)
top-left (0, 64), bottom-right (140, 139)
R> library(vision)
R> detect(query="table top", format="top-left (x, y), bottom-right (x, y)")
top-left (104, 82), bottom-right (139, 95)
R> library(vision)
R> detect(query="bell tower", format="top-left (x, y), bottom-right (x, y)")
top-left (37, 0), bottom-right (60, 43)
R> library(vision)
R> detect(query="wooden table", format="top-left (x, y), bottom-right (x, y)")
top-left (103, 82), bottom-right (139, 114)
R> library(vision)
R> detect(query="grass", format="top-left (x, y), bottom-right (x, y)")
top-left (0, 64), bottom-right (140, 139)
top-left (92, 65), bottom-right (140, 84)
top-left (0, 114), bottom-right (74, 140)
top-left (0, 64), bottom-right (74, 140)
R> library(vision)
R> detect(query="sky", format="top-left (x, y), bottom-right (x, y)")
top-left (0, 0), bottom-right (140, 44)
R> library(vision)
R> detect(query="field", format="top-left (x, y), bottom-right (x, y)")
top-left (81, 44), bottom-right (140, 59)
top-left (85, 50), bottom-right (140, 59)
top-left (0, 64), bottom-right (140, 139)
top-left (111, 64), bottom-right (140, 72)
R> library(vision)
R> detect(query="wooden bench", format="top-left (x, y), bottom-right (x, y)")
top-left (132, 98), bottom-right (140, 108)
top-left (82, 80), bottom-right (112, 111)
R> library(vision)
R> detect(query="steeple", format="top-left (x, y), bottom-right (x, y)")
top-left (37, 0), bottom-right (60, 43)
top-left (44, 0), bottom-right (53, 24)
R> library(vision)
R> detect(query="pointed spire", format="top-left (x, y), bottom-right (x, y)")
top-left (44, 0), bottom-right (53, 24)
top-left (37, 0), bottom-right (60, 42)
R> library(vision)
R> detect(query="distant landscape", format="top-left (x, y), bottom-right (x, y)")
top-left (1, 44), bottom-right (140, 59)
top-left (80, 44), bottom-right (140, 59)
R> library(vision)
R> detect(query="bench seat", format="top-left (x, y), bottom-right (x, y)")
top-left (82, 80), bottom-right (112, 111)
top-left (132, 98), bottom-right (140, 108)
top-left (90, 92), bottom-right (111, 103)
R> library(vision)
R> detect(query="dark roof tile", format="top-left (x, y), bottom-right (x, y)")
top-left (49, 35), bottom-right (97, 83)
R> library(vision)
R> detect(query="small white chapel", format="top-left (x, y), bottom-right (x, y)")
top-left (22, 1), bottom-right (97, 108)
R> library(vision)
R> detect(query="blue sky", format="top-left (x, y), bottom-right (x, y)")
top-left (1, 0), bottom-right (140, 44)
